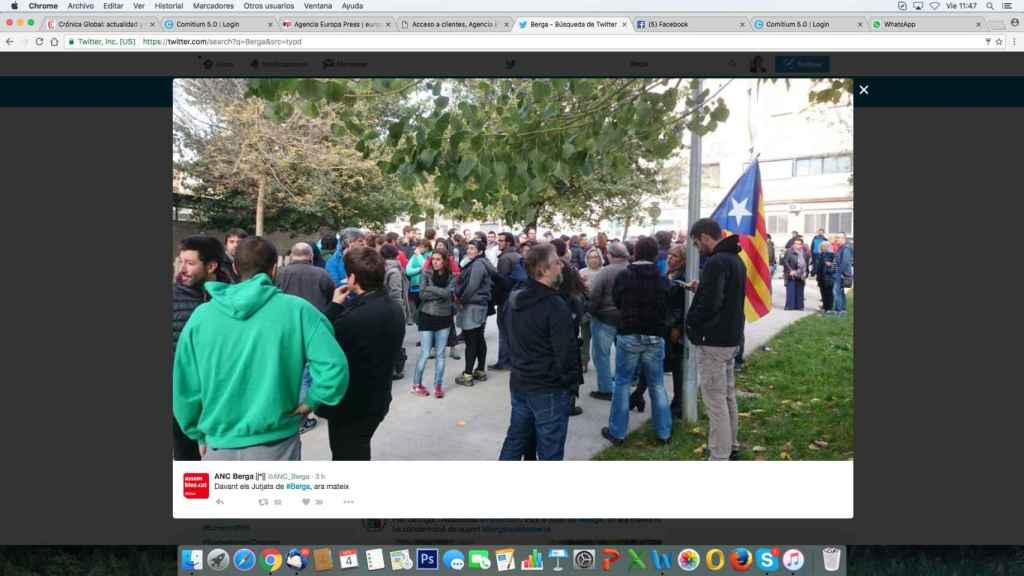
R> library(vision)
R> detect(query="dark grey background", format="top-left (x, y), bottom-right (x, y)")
top-left (1, 62), bottom-right (1022, 545)
top-left (1, 52), bottom-right (1024, 77)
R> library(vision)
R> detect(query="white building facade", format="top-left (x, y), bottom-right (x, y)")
top-left (655, 78), bottom-right (854, 242)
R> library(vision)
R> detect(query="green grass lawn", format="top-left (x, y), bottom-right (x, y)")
top-left (593, 296), bottom-right (854, 461)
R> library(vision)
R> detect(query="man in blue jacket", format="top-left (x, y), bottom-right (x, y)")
top-left (810, 228), bottom-right (829, 277)
top-left (325, 234), bottom-right (347, 287)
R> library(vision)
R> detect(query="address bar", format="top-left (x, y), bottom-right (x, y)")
top-left (57, 33), bottom-right (1006, 51)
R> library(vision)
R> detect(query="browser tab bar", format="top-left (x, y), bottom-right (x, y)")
top-left (511, 16), bottom-right (632, 33)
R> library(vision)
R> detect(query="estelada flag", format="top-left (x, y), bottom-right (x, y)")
top-left (709, 160), bottom-right (772, 322)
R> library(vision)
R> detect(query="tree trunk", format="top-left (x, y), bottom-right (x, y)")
top-left (623, 214), bottom-right (631, 239)
top-left (526, 204), bottom-right (542, 235)
top-left (255, 178), bottom-right (265, 237)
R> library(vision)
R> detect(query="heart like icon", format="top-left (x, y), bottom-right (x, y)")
top-left (929, 1), bottom-right (939, 7)
top-left (302, 498), bottom-right (311, 505)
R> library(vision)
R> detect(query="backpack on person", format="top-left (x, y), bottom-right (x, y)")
top-left (508, 257), bottom-right (528, 291)
top-left (488, 253), bottom-right (526, 294)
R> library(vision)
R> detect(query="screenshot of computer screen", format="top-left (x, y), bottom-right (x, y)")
top-left (0, 1), bottom-right (1022, 574)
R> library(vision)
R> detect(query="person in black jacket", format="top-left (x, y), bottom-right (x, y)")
top-left (602, 236), bottom-right (673, 446)
top-left (489, 232), bottom-right (521, 371)
top-left (318, 247), bottom-right (405, 461)
top-left (815, 242), bottom-right (835, 312)
top-left (685, 219), bottom-right (747, 461)
top-left (172, 235), bottom-right (231, 460)
top-left (223, 228), bottom-right (247, 283)
top-left (498, 243), bottom-right (577, 461)
top-left (665, 244), bottom-right (691, 419)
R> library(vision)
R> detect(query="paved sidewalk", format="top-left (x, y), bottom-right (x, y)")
top-left (301, 275), bottom-right (826, 461)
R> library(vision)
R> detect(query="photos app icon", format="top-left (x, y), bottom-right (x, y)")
top-left (677, 549), bottom-right (700, 572)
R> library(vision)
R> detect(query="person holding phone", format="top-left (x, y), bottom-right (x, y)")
top-left (319, 247), bottom-right (405, 460)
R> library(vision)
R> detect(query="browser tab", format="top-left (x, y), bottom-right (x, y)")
top-left (633, 16), bottom-right (749, 32)
top-left (868, 15), bottom-right (988, 31)
top-left (749, 16), bottom-right (870, 32)
top-left (158, 15), bottom-right (275, 30)
top-left (397, 17), bottom-right (512, 33)
top-left (278, 15), bottom-right (391, 31)
top-left (41, 14), bottom-right (157, 29)
top-left (512, 16), bottom-right (632, 33)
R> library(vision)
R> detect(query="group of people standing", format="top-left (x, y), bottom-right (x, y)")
top-left (399, 227), bottom-right (494, 394)
top-left (171, 216), bottom-right (764, 463)
top-left (778, 229), bottom-right (854, 315)
top-left (173, 229), bottom-right (405, 461)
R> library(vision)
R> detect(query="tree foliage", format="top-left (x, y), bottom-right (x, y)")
top-left (247, 78), bottom-right (729, 228)
top-left (174, 79), bottom-right (414, 234)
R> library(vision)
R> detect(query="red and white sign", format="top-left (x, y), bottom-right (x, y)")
top-left (183, 472), bottom-right (209, 499)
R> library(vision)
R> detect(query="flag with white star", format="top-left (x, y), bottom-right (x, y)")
top-left (709, 160), bottom-right (772, 321)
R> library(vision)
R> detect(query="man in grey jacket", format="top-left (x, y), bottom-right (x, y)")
top-left (275, 242), bottom-right (337, 433)
top-left (489, 232), bottom-right (521, 371)
top-left (585, 241), bottom-right (630, 400)
top-left (276, 243), bottom-right (336, 314)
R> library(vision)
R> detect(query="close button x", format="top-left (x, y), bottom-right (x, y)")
top-left (858, 84), bottom-right (870, 95)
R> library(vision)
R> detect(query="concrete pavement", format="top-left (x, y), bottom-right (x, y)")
top-left (301, 275), bottom-right (827, 461)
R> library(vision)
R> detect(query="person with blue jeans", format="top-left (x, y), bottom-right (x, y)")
top-left (499, 243), bottom-right (577, 461)
top-left (602, 236), bottom-right (673, 446)
top-left (585, 242), bottom-right (631, 400)
top-left (412, 247), bottom-right (456, 398)
top-left (832, 233), bottom-right (853, 315)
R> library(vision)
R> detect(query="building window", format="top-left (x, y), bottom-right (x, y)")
top-left (701, 163), bottom-right (721, 190)
top-left (823, 154), bottom-right (852, 174)
top-left (767, 214), bottom-right (789, 235)
top-left (828, 211), bottom-right (854, 235)
top-left (804, 211), bottom-right (853, 235)
top-left (760, 159), bottom-right (793, 180)
top-left (173, 206), bottom-right (197, 223)
top-left (758, 154), bottom-right (851, 181)
top-left (804, 213), bottom-right (828, 233)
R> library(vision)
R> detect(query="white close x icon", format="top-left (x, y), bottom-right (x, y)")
top-left (858, 84), bottom-right (870, 95)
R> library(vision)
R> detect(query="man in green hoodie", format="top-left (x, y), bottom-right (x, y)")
top-left (173, 237), bottom-right (350, 461)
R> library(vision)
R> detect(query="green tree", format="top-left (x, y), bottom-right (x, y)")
top-left (248, 78), bottom-right (728, 228)
top-left (175, 79), bottom-right (413, 235)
